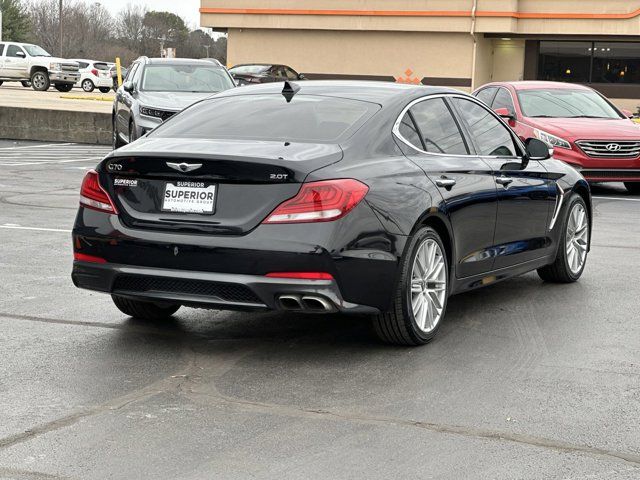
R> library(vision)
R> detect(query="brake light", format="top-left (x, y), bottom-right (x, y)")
top-left (91, 68), bottom-right (98, 76)
top-left (73, 252), bottom-right (107, 264)
top-left (263, 179), bottom-right (369, 224)
top-left (79, 170), bottom-right (118, 214)
top-left (266, 272), bottom-right (334, 280)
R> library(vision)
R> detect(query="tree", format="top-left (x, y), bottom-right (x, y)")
top-left (1, 0), bottom-right (31, 42)
top-left (141, 11), bottom-right (189, 57)
top-left (115, 2), bottom-right (147, 52)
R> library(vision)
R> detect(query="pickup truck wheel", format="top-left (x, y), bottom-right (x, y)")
top-left (81, 79), bottom-right (95, 92)
top-left (0, 81), bottom-right (3, 86)
top-left (21, 81), bottom-right (31, 88)
top-left (54, 84), bottom-right (73, 92)
top-left (31, 71), bottom-right (50, 91)
top-left (98, 87), bottom-right (111, 93)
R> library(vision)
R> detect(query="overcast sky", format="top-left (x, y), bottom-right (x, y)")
top-left (100, 0), bottom-right (202, 29)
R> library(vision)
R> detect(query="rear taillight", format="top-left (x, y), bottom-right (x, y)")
top-left (263, 179), bottom-right (369, 224)
top-left (79, 170), bottom-right (117, 214)
top-left (91, 68), bottom-right (98, 76)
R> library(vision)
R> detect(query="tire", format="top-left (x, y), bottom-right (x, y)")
top-left (112, 117), bottom-right (125, 150)
top-left (54, 84), bottom-right (73, 92)
top-left (99, 87), bottom-right (111, 93)
top-left (21, 80), bottom-right (31, 88)
top-left (537, 194), bottom-right (589, 283)
top-left (81, 79), bottom-right (95, 92)
top-left (111, 295), bottom-right (180, 320)
top-left (624, 182), bottom-right (640, 195)
top-left (0, 81), bottom-right (3, 86)
top-left (373, 226), bottom-right (449, 346)
top-left (31, 71), bottom-right (50, 91)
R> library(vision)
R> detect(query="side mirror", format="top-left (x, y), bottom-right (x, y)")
top-left (15, 51), bottom-right (26, 58)
top-left (298, 73), bottom-right (306, 80)
top-left (494, 107), bottom-right (516, 127)
top-left (123, 81), bottom-right (134, 93)
top-left (621, 108), bottom-right (634, 119)
top-left (525, 138), bottom-right (552, 161)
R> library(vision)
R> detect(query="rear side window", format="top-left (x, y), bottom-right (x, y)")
top-left (0, 44), bottom-right (5, 56)
top-left (452, 98), bottom-right (518, 157)
top-left (475, 87), bottom-right (498, 106)
top-left (150, 94), bottom-right (380, 143)
top-left (6, 45), bottom-right (24, 57)
top-left (397, 113), bottom-right (423, 149)
top-left (78, 62), bottom-right (89, 69)
top-left (409, 98), bottom-right (468, 155)
top-left (493, 88), bottom-right (516, 115)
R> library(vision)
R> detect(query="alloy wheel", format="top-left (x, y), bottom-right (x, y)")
top-left (566, 203), bottom-right (589, 274)
top-left (410, 238), bottom-right (447, 333)
top-left (33, 73), bottom-right (46, 90)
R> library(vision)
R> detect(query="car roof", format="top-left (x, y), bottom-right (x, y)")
top-left (213, 80), bottom-right (458, 106)
top-left (482, 81), bottom-right (592, 91)
top-left (144, 58), bottom-right (220, 66)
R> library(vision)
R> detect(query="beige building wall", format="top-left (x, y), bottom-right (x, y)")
top-left (228, 29), bottom-right (475, 89)
top-left (491, 39), bottom-right (525, 83)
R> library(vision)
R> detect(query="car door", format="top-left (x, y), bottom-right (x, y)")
top-left (398, 96), bottom-right (499, 278)
top-left (450, 97), bottom-right (556, 269)
top-left (4, 44), bottom-right (28, 78)
top-left (116, 62), bottom-right (139, 135)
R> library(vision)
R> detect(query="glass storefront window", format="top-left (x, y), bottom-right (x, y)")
top-left (538, 41), bottom-right (591, 83)
top-left (592, 42), bottom-right (640, 84)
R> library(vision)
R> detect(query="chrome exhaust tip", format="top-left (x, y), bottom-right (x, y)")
top-left (278, 295), bottom-right (304, 310)
top-left (301, 295), bottom-right (336, 313)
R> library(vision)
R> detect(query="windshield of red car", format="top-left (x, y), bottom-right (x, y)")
top-left (517, 89), bottom-right (622, 119)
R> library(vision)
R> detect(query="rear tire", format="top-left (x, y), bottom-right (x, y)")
top-left (31, 71), bottom-right (50, 91)
top-left (537, 194), bottom-right (589, 283)
top-left (54, 84), bottom-right (73, 92)
top-left (99, 87), bottom-right (111, 93)
top-left (373, 226), bottom-right (449, 346)
top-left (21, 80), bottom-right (31, 88)
top-left (81, 79), bottom-right (95, 92)
top-left (624, 182), bottom-right (640, 195)
top-left (112, 295), bottom-right (180, 320)
top-left (0, 81), bottom-right (3, 86)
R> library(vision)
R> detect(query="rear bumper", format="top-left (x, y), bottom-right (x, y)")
top-left (72, 262), bottom-right (379, 314)
top-left (72, 207), bottom-right (404, 313)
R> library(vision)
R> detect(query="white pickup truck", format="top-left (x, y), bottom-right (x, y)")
top-left (0, 42), bottom-right (79, 91)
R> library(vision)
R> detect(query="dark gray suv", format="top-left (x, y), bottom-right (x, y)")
top-left (112, 57), bottom-right (235, 149)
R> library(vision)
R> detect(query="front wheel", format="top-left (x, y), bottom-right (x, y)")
top-left (538, 194), bottom-right (589, 283)
top-left (112, 117), bottom-right (125, 150)
top-left (98, 87), bottom-right (111, 93)
top-left (81, 79), bottom-right (95, 92)
top-left (112, 295), bottom-right (180, 320)
top-left (54, 84), bottom-right (73, 92)
top-left (624, 182), bottom-right (640, 195)
top-left (373, 226), bottom-right (449, 346)
top-left (31, 71), bottom-right (50, 91)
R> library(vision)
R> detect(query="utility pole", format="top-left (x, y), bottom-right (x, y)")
top-left (59, 0), bottom-right (63, 56)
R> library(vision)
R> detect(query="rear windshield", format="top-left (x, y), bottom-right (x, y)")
top-left (150, 94), bottom-right (380, 143)
top-left (94, 62), bottom-right (109, 70)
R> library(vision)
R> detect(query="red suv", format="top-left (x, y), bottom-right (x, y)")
top-left (473, 81), bottom-right (640, 194)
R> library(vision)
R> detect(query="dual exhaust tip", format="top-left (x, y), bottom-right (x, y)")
top-left (278, 294), bottom-right (336, 313)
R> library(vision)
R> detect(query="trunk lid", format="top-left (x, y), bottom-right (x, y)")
top-left (100, 137), bottom-right (343, 235)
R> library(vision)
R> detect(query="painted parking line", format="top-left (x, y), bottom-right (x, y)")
top-left (593, 196), bottom-right (640, 203)
top-left (0, 224), bottom-right (72, 233)
top-left (0, 143), bottom-right (112, 166)
top-left (0, 157), bottom-right (105, 166)
top-left (0, 142), bottom-right (75, 150)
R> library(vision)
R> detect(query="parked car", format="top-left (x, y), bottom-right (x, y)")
top-left (0, 42), bottom-right (79, 91)
top-left (72, 82), bottom-right (591, 346)
top-left (229, 63), bottom-right (305, 85)
top-left (112, 57), bottom-right (236, 149)
top-left (473, 81), bottom-right (640, 194)
top-left (72, 59), bottom-right (113, 93)
top-left (110, 65), bottom-right (128, 92)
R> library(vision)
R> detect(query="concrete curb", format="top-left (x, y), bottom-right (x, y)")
top-left (0, 107), bottom-right (111, 145)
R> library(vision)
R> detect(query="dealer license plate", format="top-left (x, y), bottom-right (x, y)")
top-left (162, 182), bottom-right (216, 214)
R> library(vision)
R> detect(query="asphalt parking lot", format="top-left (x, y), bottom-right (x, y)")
top-left (0, 139), bottom-right (639, 479)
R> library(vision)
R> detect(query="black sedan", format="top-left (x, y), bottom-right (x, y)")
top-left (229, 63), bottom-right (305, 85)
top-left (72, 81), bottom-right (591, 346)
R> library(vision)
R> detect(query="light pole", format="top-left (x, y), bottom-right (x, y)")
top-left (59, 0), bottom-right (63, 57)
top-left (204, 44), bottom-right (210, 58)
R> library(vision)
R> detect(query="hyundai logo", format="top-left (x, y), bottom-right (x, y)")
top-left (605, 143), bottom-right (622, 152)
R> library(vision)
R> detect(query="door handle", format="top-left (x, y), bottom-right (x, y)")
top-left (435, 177), bottom-right (456, 189)
top-left (496, 176), bottom-right (514, 187)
